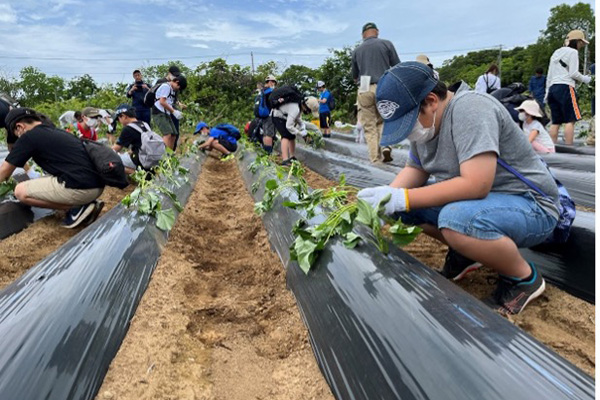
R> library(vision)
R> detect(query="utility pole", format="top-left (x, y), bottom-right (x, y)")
top-left (583, 44), bottom-right (589, 74)
top-left (497, 45), bottom-right (503, 78)
top-left (251, 52), bottom-right (255, 75)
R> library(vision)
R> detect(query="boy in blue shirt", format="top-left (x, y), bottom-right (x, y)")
top-left (198, 125), bottom-right (237, 157)
top-left (317, 81), bottom-right (332, 138)
top-left (528, 67), bottom-right (547, 108)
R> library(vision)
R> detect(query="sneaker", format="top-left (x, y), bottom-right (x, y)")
top-left (62, 202), bottom-right (96, 229)
top-left (289, 156), bottom-right (298, 162)
top-left (484, 263), bottom-right (546, 315)
top-left (84, 200), bottom-right (105, 226)
top-left (440, 248), bottom-right (482, 281)
top-left (280, 158), bottom-right (292, 166)
top-left (382, 147), bottom-right (393, 163)
top-left (323, 133), bottom-right (331, 138)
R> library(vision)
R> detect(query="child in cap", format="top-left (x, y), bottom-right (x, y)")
top-left (516, 100), bottom-right (555, 154)
top-left (198, 125), bottom-right (237, 157)
top-left (357, 62), bottom-right (561, 315)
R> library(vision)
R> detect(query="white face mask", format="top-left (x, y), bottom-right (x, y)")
top-left (408, 111), bottom-right (437, 143)
top-left (518, 112), bottom-right (528, 122)
top-left (86, 118), bottom-right (98, 128)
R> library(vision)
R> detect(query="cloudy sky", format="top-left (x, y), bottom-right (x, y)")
top-left (0, 0), bottom-right (594, 84)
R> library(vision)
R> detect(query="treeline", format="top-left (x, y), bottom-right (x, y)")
top-left (0, 2), bottom-right (594, 129)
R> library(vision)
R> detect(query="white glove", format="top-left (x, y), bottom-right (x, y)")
top-left (357, 186), bottom-right (409, 215)
top-left (299, 128), bottom-right (308, 137)
top-left (172, 110), bottom-right (183, 120)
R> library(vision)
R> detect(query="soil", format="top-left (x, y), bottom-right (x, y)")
top-left (96, 155), bottom-right (333, 400)
top-left (0, 185), bottom-right (134, 289)
top-left (303, 167), bottom-right (595, 376)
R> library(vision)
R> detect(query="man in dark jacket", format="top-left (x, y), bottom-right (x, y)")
top-left (126, 69), bottom-right (151, 124)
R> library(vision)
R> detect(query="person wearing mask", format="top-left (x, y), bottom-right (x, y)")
top-left (516, 100), bottom-right (555, 154)
top-left (352, 22), bottom-right (400, 164)
top-left (1, 108), bottom-right (105, 228)
top-left (475, 64), bottom-right (501, 94)
top-left (528, 67), bottom-right (547, 108)
top-left (546, 30), bottom-right (592, 145)
top-left (76, 107), bottom-right (101, 141)
top-left (126, 69), bottom-right (152, 124)
top-left (358, 62), bottom-right (560, 315)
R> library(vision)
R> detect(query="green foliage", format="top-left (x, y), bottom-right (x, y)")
top-left (0, 178), bottom-right (17, 198)
top-left (279, 64), bottom-right (318, 94)
top-left (317, 46), bottom-right (358, 123)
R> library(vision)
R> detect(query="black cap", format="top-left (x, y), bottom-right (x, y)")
top-left (362, 22), bottom-right (378, 32)
top-left (5, 107), bottom-right (41, 133)
top-left (168, 65), bottom-right (181, 77)
top-left (174, 75), bottom-right (187, 91)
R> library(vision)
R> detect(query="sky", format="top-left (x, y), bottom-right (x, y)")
top-left (0, 0), bottom-right (594, 85)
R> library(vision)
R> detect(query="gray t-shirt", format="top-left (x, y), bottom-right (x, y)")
top-left (351, 37), bottom-right (400, 83)
top-left (407, 83), bottom-right (559, 219)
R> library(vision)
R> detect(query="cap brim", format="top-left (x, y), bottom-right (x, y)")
top-left (380, 106), bottom-right (419, 146)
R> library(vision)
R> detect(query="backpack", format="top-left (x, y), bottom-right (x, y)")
top-left (128, 121), bottom-right (167, 169)
top-left (497, 158), bottom-right (575, 243)
top-left (214, 123), bottom-right (241, 140)
top-left (326, 92), bottom-right (336, 111)
top-left (484, 75), bottom-right (497, 94)
top-left (82, 140), bottom-right (129, 189)
top-left (254, 90), bottom-right (271, 118)
top-left (269, 85), bottom-right (304, 109)
top-left (143, 82), bottom-right (170, 109)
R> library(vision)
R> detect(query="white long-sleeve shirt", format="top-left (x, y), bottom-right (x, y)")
top-left (272, 102), bottom-right (303, 136)
top-left (546, 47), bottom-right (591, 95)
top-left (475, 73), bottom-right (501, 94)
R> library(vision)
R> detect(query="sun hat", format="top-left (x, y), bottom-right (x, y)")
top-left (305, 96), bottom-right (320, 118)
top-left (566, 30), bottom-right (589, 44)
top-left (317, 80), bottom-right (325, 88)
top-left (515, 100), bottom-right (543, 118)
top-left (265, 75), bottom-right (277, 83)
top-left (375, 61), bottom-right (438, 146)
top-left (82, 107), bottom-right (102, 118)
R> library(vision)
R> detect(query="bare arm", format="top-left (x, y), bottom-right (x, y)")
top-left (407, 152), bottom-right (497, 209)
top-left (0, 161), bottom-right (17, 183)
top-left (528, 129), bottom-right (539, 143)
top-left (112, 144), bottom-right (123, 152)
top-left (159, 97), bottom-right (176, 114)
top-left (390, 165), bottom-right (430, 189)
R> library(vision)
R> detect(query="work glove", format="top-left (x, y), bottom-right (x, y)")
top-left (172, 110), bottom-right (183, 120)
top-left (357, 186), bottom-right (409, 216)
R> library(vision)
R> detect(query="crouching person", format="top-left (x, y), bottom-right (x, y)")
top-left (272, 98), bottom-right (311, 165)
top-left (112, 103), bottom-right (167, 174)
top-left (198, 124), bottom-right (238, 158)
top-left (1, 108), bottom-right (105, 228)
top-left (358, 62), bottom-right (561, 315)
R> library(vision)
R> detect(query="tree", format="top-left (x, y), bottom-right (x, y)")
top-left (318, 46), bottom-right (358, 122)
top-left (18, 67), bottom-right (65, 106)
top-left (67, 74), bottom-right (98, 100)
top-left (279, 65), bottom-right (318, 94)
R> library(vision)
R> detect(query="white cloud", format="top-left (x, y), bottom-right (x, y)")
top-left (0, 4), bottom-right (17, 23)
top-left (247, 11), bottom-right (348, 36)
top-left (166, 21), bottom-right (281, 49)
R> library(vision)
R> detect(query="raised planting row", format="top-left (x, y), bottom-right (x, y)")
top-left (0, 151), bottom-right (206, 400)
top-left (236, 144), bottom-right (594, 400)
top-left (292, 142), bottom-right (595, 303)
top-left (322, 136), bottom-right (595, 208)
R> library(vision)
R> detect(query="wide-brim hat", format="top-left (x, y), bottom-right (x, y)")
top-left (194, 121), bottom-right (209, 134)
top-left (376, 61), bottom-right (438, 146)
top-left (566, 30), bottom-right (589, 44)
top-left (82, 107), bottom-right (102, 118)
top-left (515, 100), bottom-right (543, 118)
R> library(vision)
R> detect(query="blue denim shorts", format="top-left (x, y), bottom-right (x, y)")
top-left (398, 192), bottom-right (558, 248)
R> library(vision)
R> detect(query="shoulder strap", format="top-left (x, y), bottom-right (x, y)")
top-left (127, 121), bottom-right (148, 134)
top-left (496, 158), bottom-right (548, 198)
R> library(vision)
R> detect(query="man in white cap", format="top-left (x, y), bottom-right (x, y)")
top-left (352, 22), bottom-right (400, 163)
top-left (545, 29), bottom-right (592, 145)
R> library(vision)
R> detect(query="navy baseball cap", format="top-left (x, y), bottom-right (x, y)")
top-left (112, 103), bottom-right (135, 120)
top-left (194, 121), bottom-right (209, 134)
top-left (376, 61), bottom-right (439, 146)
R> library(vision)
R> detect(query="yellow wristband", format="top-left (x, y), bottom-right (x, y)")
top-left (404, 189), bottom-right (410, 212)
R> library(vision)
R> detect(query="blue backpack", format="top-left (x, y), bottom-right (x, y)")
top-left (254, 89), bottom-right (271, 118)
top-left (214, 123), bottom-right (241, 140)
top-left (497, 158), bottom-right (575, 243)
top-left (327, 92), bottom-right (335, 111)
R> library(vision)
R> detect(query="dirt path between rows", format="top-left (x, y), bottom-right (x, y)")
top-left (0, 185), bottom-right (133, 289)
top-left (303, 167), bottom-right (595, 377)
top-left (97, 156), bottom-right (333, 400)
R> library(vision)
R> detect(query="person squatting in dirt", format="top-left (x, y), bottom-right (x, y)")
top-left (358, 62), bottom-right (562, 315)
top-left (197, 123), bottom-right (238, 158)
top-left (0, 107), bottom-right (105, 228)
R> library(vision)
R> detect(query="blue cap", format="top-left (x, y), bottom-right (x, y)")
top-left (376, 61), bottom-right (438, 146)
top-left (194, 121), bottom-right (209, 134)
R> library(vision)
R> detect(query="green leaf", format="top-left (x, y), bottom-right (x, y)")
top-left (265, 179), bottom-right (278, 191)
top-left (390, 224), bottom-right (422, 246)
top-left (342, 232), bottom-right (361, 248)
top-left (339, 174), bottom-right (346, 187)
top-left (138, 197), bottom-right (152, 215)
top-left (156, 208), bottom-right (176, 231)
top-left (291, 236), bottom-right (318, 275)
top-left (356, 198), bottom-right (376, 226)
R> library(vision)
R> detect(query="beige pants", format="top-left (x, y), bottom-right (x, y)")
top-left (22, 176), bottom-right (103, 206)
top-left (357, 84), bottom-right (384, 163)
